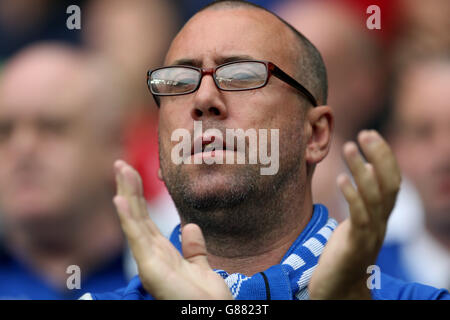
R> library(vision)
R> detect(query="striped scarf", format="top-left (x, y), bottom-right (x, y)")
top-left (170, 204), bottom-right (337, 300)
top-left (87, 204), bottom-right (336, 300)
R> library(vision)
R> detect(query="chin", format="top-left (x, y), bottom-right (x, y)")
top-left (3, 193), bottom-right (60, 220)
top-left (196, 169), bottom-right (235, 187)
top-left (6, 203), bottom-right (51, 220)
top-left (167, 167), bottom-right (258, 212)
top-left (185, 187), bottom-right (248, 211)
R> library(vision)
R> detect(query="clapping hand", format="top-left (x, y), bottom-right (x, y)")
top-left (113, 160), bottom-right (232, 300)
top-left (309, 130), bottom-right (401, 299)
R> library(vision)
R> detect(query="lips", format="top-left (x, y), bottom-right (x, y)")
top-left (191, 134), bottom-right (235, 156)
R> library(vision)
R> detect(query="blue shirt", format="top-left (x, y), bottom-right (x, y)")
top-left (87, 205), bottom-right (450, 300)
top-left (0, 245), bottom-right (129, 300)
top-left (376, 242), bottom-right (414, 282)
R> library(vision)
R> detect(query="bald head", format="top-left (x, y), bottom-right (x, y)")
top-left (1, 44), bottom-right (83, 109)
top-left (0, 43), bottom-right (127, 223)
top-left (0, 43), bottom-right (127, 144)
top-left (389, 56), bottom-right (450, 230)
top-left (172, 0), bottom-right (328, 105)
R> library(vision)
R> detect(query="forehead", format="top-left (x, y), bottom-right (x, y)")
top-left (0, 56), bottom-right (91, 119)
top-left (396, 64), bottom-right (450, 119)
top-left (165, 8), bottom-right (297, 68)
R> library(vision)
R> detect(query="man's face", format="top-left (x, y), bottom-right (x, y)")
top-left (393, 64), bottom-right (450, 225)
top-left (158, 8), bottom-right (308, 218)
top-left (0, 56), bottom-right (114, 226)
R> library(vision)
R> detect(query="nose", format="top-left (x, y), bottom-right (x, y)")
top-left (190, 73), bottom-right (228, 121)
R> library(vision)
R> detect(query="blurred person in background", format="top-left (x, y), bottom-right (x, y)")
top-left (83, 0), bottom-right (182, 236)
top-left (275, 0), bottom-right (386, 221)
top-left (83, 0), bottom-right (179, 110)
top-left (389, 0), bottom-right (450, 70)
top-left (377, 56), bottom-right (450, 290)
top-left (0, 43), bottom-right (133, 299)
top-left (276, 1), bottom-right (449, 287)
top-left (0, 0), bottom-right (85, 60)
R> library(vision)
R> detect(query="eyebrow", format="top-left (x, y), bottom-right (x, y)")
top-left (169, 55), bottom-right (256, 67)
top-left (170, 58), bottom-right (202, 67)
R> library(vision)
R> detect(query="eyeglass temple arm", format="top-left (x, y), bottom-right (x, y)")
top-left (270, 65), bottom-right (318, 107)
top-left (147, 66), bottom-right (318, 108)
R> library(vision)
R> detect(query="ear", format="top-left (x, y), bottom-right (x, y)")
top-left (305, 106), bottom-right (334, 165)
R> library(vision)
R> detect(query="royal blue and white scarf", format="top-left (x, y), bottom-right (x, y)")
top-left (87, 204), bottom-right (337, 300)
top-left (172, 204), bottom-right (337, 300)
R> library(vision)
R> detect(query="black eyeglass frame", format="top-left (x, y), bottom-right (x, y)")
top-left (147, 60), bottom-right (318, 107)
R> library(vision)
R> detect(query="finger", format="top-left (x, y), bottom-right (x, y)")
top-left (115, 161), bottom-right (151, 236)
top-left (114, 161), bottom-right (160, 237)
top-left (122, 164), bottom-right (144, 198)
top-left (127, 194), bottom-right (161, 239)
top-left (113, 195), bottom-right (143, 241)
top-left (181, 223), bottom-right (211, 269)
top-left (115, 160), bottom-right (144, 198)
top-left (358, 130), bottom-right (401, 194)
top-left (337, 173), bottom-right (370, 228)
top-left (114, 160), bottom-right (126, 196)
top-left (343, 142), bottom-right (382, 211)
top-left (128, 194), bottom-right (160, 236)
top-left (357, 130), bottom-right (401, 215)
top-left (117, 162), bottom-right (152, 223)
top-left (114, 194), bottom-right (160, 263)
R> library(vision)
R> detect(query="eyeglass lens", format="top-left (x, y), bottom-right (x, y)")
top-left (150, 61), bottom-right (268, 94)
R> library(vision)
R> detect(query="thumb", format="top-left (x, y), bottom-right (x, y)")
top-left (181, 223), bottom-right (211, 269)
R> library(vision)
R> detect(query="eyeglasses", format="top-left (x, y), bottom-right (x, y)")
top-left (147, 60), bottom-right (318, 107)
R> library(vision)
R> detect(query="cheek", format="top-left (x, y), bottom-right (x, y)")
top-left (158, 109), bottom-right (187, 168)
top-left (46, 136), bottom-right (83, 162)
top-left (45, 137), bottom-right (106, 187)
top-left (396, 142), bottom-right (431, 185)
top-left (227, 88), bottom-right (303, 127)
top-left (238, 94), bottom-right (305, 166)
top-left (279, 119), bottom-right (305, 166)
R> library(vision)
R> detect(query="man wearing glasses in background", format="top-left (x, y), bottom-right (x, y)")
top-left (83, 0), bottom-right (449, 300)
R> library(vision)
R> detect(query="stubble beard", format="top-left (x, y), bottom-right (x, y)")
top-left (159, 144), bottom-right (304, 256)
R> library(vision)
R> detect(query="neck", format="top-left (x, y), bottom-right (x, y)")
top-left (5, 203), bottom-right (124, 289)
top-left (184, 177), bottom-right (314, 276)
top-left (207, 203), bottom-right (312, 276)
